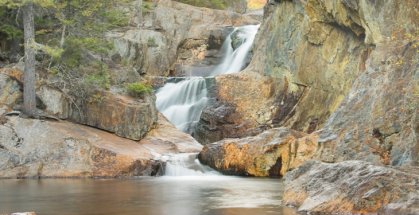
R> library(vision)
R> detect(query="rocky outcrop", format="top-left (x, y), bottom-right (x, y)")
top-left (198, 127), bottom-right (317, 176)
top-left (314, 38), bottom-right (418, 165)
top-left (195, 72), bottom-right (275, 143)
top-left (284, 160), bottom-right (419, 215)
top-left (197, 0), bottom-right (418, 166)
top-left (0, 115), bottom-right (201, 178)
top-left (109, 0), bottom-right (259, 77)
top-left (0, 69), bottom-right (22, 112)
top-left (66, 91), bottom-right (158, 141)
top-left (0, 68), bottom-right (158, 141)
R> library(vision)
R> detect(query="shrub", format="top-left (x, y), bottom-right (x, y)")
top-left (126, 82), bottom-right (153, 98)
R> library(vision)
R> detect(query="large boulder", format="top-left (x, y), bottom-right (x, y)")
top-left (284, 160), bottom-right (419, 215)
top-left (0, 115), bottom-right (201, 178)
top-left (198, 127), bottom-right (317, 176)
top-left (66, 91), bottom-right (158, 141)
top-left (195, 72), bottom-right (275, 144)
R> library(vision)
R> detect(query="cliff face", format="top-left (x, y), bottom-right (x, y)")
top-left (199, 0), bottom-right (418, 165)
top-left (198, 0), bottom-right (418, 213)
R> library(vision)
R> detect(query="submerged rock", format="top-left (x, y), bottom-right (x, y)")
top-left (198, 127), bottom-right (317, 177)
top-left (0, 115), bottom-right (201, 178)
top-left (284, 160), bottom-right (419, 215)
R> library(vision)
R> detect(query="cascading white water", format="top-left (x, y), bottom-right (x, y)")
top-left (210, 25), bottom-right (260, 75)
top-left (156, 25), bottom-right (260, 134)
top-left (164, 153), bottom-right (219, 176)
top-left (157, 25), bottom-right (260, 176)
top-left (156, 77), bottom-right (208, 133)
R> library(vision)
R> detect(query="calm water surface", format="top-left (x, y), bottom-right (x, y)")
top-left (0, 177), bottom-right (298, 215)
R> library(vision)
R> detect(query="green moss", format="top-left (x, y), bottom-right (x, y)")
top-left (126, 82), bottom-right (153, 98)
top-left (147, 37), bottom-right (158, 47)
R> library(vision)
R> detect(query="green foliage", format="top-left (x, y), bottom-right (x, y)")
top-left (142, 1), bottom-right (154, 13)
top-left (0, 7), bottom-right (22, 41)
top-left (147, 37), bottom-right (158, 47)
top-left (126, 82), bottom-right (153, 98)
top-left (0, 23), bottom-right (22, 40)
top-left (83, 62), bottom-right (111, 90)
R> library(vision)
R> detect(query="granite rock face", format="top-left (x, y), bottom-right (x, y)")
top-left (109, 0), bottom-right (259, 77)
top-left (195, 72), bottom-right (275, 143)
top-left (0, 115), bottom-right (201, 178)
top-left (196, 0), bottom-right (418, 166)
top-left (314, 38), bottom-right (418, 166)
top-left (284, 160), bottom-right (419, 215)
top-left (67, 91), bottom-right (158, 141)
top-left (0, 69), bottom-right (22, 112)
top-left (198, 127), bottom-right (317, 176)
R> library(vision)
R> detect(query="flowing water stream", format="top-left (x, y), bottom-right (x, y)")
top-left (0, 25), bottom-right (299, 215)
top-left (156, 25), bottom-right (260, 134)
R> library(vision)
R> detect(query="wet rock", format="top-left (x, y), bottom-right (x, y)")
top-left (230, 29), bottom-right (247, 50)
top-left (195, 72), bottom-right (276, 143)
top-left (0, 115), bottom-right (201, 178)
top-left (284, 160), bottom-right (419, 214)
top-left (198, 127), bottom-right (317, 176)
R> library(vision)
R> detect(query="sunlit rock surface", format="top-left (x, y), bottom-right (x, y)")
top-left (198, 127), bottom-right (317, 176)
top-left (284, 160), bottom-right (419, 215)
top-left (0, 115), bottom-right (201, 178)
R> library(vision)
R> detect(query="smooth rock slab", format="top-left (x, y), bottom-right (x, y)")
top-left (0, 115), bottom-right (201, 178)
top-left (284, 160), bottom-right (419, 214)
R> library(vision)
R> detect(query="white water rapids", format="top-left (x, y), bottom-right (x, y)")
top-left (156, 25), bottom-right (259, 135)
top-left (156, 25), bottom-right (259, 176)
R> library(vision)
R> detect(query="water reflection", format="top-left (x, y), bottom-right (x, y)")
top-left (0, 178), bottom-right (298, 215)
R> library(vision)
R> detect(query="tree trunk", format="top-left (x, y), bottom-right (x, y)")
top-left (22, 2), bottom-right (36, 117)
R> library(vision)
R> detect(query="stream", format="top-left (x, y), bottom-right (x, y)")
top-left (0, 177), bottom-right (297, 215)
top-left (0, 25), bottom-right (300, 215)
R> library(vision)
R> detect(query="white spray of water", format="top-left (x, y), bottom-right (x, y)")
top-left (157, 25), bottom-right (260, 176)
top-left (156, 77), bottom-right (208, 133)
top-left (156, 25), bottom-right (260, 134)
top-left (211, 25), bottom-right (260, 75)
top-left (163, 153), bottom-right (220, 176)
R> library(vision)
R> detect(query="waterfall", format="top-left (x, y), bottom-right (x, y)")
top-left (164, 153), bottom-right (219, 176)
top-left (156, 77), bottom-right (209, 133)
top-left (211, 25), bottom-right (260, 75)
top-left (156, 25), bottom-right (259, 133)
